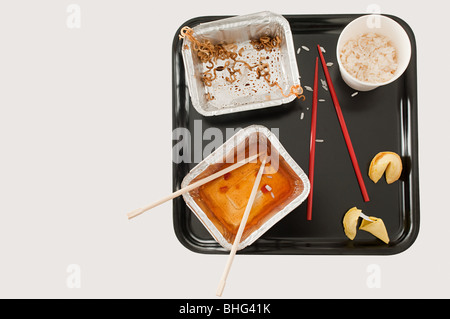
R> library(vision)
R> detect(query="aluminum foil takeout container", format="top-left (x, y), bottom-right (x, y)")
top-left (181, 11), bottom-right (301, 116)
top-left (181, 125), bottom-right (310, 251)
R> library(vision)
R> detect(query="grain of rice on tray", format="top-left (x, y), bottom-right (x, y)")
top-left (340, 32), bottom-right (398, 84)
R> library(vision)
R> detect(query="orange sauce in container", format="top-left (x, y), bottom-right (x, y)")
top-left (187, 133), bottom-right (304, 244)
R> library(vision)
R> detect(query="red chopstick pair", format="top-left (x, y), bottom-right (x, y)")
top-left (306, 58), bottom-right (319, 221)
top-left (306, 45), bottom-right (370, 221)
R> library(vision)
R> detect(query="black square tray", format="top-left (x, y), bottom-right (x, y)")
top-left (171, 14), bottom-right (419, 255)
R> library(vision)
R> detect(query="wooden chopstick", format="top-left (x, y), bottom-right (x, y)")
top-left (317, 45), bottom-right (370, 202)
top-left (126, 153), bottom-right (260, 220)
top-left (306, 57), bottom-right (319, 221)
top-left (216, 158), bottom-right (267, 297)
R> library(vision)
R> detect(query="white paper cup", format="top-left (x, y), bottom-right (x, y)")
top-left (336, 15), bottom-right (411, 91)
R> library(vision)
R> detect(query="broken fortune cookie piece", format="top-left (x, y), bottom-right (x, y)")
top-left (359, 217), bottom-right (390, 244)
top-left (368, 151), bottom-right (403, 184)
top-left (343, 207), bottom-right (361, 240)
top-left (342, 207), bottom-right (390, 244)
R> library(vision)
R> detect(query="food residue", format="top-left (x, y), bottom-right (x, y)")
top-left (179, 26), bottom-right (305, 103)
top-left (261, 184), bottom-right (270, 193)
top-left (190, 153), bottom-right (303, 244)
top-left (340, 33), bottom-right (398, 84)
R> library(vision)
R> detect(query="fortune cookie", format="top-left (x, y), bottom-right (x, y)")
top-left (343, 207), bottom-right (362, 240)
top-left (359, 217), bottom-right (390, 244)
top-left (342, 207), bottom-right (390, 244)
top-left (368, 152), bottom-right (403, 184)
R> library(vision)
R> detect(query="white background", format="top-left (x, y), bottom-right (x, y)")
top-left (0, 0), bottom-right (448, 298)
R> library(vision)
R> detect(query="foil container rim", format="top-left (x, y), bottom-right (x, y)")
top-left (180, 11), bottom-right (301, 117)
top-left (180, 125), bottom-right (311, 251)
